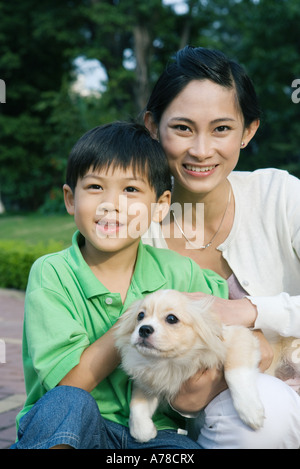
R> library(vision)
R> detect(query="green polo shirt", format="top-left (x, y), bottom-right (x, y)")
top-left (17, 231), bottom-right (228, 432)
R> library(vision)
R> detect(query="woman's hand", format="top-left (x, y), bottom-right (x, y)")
top-left (185, 293), bottom-right (273, 371)
top-left (171, 367), bottom-right (228, 414)
top-left (252, 329), bottom-right (274, 372)
top-left (185, 292), bottom-right (258, 328)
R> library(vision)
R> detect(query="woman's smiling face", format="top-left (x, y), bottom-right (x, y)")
top-left (157, 79), bottom-right (258, 195)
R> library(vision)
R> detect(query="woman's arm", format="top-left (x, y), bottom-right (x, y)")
top-left (187, 290), bottom-right (300, 338)
top-left (249, 294), bottom-right (300, 338)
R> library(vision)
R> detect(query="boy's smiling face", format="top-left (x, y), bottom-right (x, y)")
top-left (64, 166), bottom-right (170, 257)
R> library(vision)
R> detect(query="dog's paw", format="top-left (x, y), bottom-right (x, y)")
top-left (236, 398), bottom-right (265, 430)
top-left (226, 368), bottom-right (265, 430)
top-left (130, 416), bottom-right (157, 443)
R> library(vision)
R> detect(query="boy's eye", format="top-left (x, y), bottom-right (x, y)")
top-left (88, 184), bottom-right (102, 190)
top-left (124, 186), bottom-right (138, 193)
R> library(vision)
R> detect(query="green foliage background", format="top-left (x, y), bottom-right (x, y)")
top-left (0, 239), bottom-right (63, 290)
top-left (0, 0), bottom-right (300, 212)
top-left (0, 213), bottom-right (76, 289)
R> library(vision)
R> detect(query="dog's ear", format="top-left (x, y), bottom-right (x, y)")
top-left (114, 298), bottom-right (144, 342)
top-left (186, 296), bottom-right (224, 345)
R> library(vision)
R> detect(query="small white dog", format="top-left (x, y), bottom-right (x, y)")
top-left (115, 289), bottom-right (266, 443)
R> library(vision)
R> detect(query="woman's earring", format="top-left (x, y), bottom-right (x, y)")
top-left (241, 142), bottom-right (245, 148)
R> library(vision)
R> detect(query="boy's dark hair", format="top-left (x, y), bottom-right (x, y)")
top-left (66, 121), bottom-right (172, 198)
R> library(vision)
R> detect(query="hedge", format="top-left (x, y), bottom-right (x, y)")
top-left (0, 240), bottom-right (63, 291)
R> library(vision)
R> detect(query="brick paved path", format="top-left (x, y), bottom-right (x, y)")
top-left (0, 289), bottom-right (26, 449)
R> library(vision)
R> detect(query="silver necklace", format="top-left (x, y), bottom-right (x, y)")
top-left (171, 186), bottom-right (232, 250)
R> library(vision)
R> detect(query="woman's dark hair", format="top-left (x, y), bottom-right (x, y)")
top-left (66, 121), bottom-right (172, 198)
top-left (146, 46), bottom-right (261, 128)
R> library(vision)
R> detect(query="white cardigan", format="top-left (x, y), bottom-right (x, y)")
top-left (142, 169), bottom-right (300, 338)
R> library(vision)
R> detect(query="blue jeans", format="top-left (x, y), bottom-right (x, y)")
top-left (11, 386), bottom-right (201, 449)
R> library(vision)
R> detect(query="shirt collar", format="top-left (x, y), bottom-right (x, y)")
top-left (131, 242), bottom-right (167, 294)
top-left (68, 231), bottom-right (110, 298)
top-left (68, 231), bottom-right (166, 299)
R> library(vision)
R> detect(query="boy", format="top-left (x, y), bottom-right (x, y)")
top-left (12, 122), bottom-right (228, 449)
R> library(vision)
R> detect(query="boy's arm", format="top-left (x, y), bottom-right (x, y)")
top-left (187, 259), bottom-right (229, 299)
top-left (58, 324), bottom-right (120, 392)
top-left (24, 257), bottom-right (121, 393)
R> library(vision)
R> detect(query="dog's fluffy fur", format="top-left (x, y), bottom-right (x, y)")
top-left (115, 289), bottom-right (267, 443)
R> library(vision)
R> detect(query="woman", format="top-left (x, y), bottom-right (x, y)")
top-left (142, 45), bottom-right (300, 449)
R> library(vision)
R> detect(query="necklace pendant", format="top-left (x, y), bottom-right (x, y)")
top-left (171, 185), bottom-right (231, 252)
top-left (201, 242), bottom-right (212, 249)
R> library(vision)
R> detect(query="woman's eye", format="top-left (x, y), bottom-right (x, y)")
top-left (175, 124), bottom-right (191, 132)
top-left (215, 125), bottom-right (230, 133)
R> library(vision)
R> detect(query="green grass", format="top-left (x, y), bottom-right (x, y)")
top-left (0, 212), bottom-right (76, 248)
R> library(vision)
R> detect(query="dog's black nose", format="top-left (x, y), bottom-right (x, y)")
top-left (139, 325), bottom-right (154, 338)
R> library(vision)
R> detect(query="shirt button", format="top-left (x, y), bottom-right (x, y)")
top-left (105, 297), bottom-right (113, 305)
top-left (242, 280), bottom-right (249, 287)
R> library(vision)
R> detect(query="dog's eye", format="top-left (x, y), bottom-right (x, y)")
top-left (137, 311), bottom-right (145, 321)
top-left (166, 314), bottom-right (179, 324)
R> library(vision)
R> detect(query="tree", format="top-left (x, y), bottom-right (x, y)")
top-left (0, 0), bottom-right (299, 211)
top-left (0, 0), bottom-right (86, 210)
top-left (0, 0), bottom-right (211, 210)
